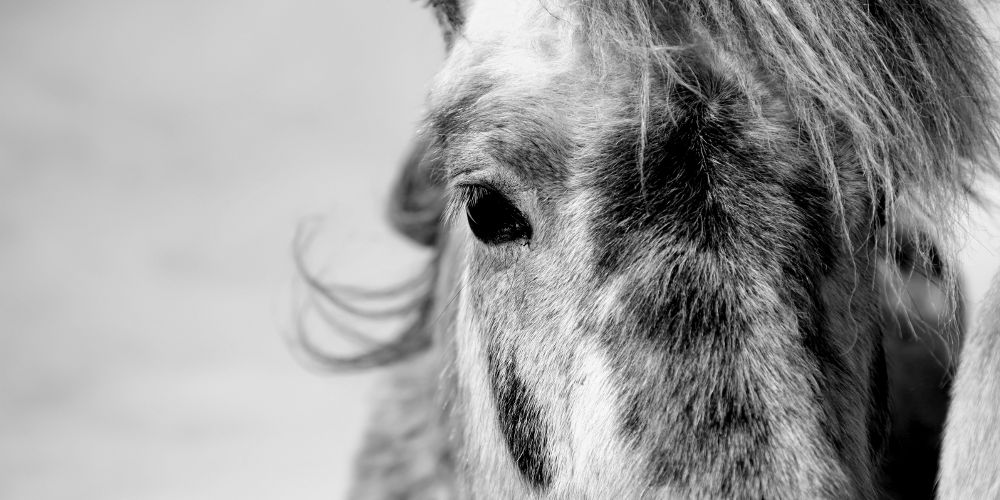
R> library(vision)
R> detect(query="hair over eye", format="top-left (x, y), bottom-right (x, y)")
top-left (463, 185), bottom-right (532, 245)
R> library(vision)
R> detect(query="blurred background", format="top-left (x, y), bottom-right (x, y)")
top-left (0, 1), bottom-right (442, 498)
top-left (3, 2), bottom-right (1000, 500)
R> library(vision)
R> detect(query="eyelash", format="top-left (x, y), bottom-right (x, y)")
top-left (451, 184), bottom-right (532, 246)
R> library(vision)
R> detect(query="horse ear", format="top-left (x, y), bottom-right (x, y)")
top-left (425, 0), bottom-right (462, 48)
top-left (387, 137), bottom-right (445, 247)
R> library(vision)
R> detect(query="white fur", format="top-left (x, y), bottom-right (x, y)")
top-left (431, 0), bottom-right (578, 110)
top-left (560, 342), bottom-right (646, 497)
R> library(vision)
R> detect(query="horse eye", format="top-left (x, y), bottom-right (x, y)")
top-left (464, 186), bottom-right (532, 245)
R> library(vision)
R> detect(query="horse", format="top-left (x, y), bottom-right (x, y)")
top-left (298, 0), bottom-right (1000, 497)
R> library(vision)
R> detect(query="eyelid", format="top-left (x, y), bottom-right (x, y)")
top-left (445, 181), bottom-right (531, 229)
top-left (444, 182), bottom-right (494, 227)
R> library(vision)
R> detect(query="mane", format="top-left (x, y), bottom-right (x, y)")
top-left (579, 0), bottom-right (999, 235)
top-left (292, 139), bottom-right (445, 371)
top-left (298, 0), bottom-right (999, 369)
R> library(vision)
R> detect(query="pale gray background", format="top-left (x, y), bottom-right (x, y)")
top-left (3, 2), bottom-right (1000, 500)
top-left (0, 1), bottom-right (442, 498)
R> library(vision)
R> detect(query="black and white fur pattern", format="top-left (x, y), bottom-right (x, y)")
top-left (305, 0), bottom-right (1000, 497)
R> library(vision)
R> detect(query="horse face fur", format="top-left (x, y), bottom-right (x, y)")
top-left (427, 2), bottom-right (884, 497)
top-left (321, 0), bottom-right (1000, 497)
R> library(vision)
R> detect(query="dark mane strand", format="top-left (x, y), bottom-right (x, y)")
top-left (293, 142), bottom-right (445, 370)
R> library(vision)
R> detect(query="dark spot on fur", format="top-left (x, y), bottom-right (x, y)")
top-left (630, 263), bottom-right (743, 350)
top-left (593, 83), bottom-right (743, 263)
top-left (486, 347), bottom-right (553, 491)
top-left (652, 365), bottom-right (770, 490)
top-left (588, 69), bottom-right (794, 277)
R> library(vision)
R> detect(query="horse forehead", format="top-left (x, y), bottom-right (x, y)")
top-left (431, 0), bottom-right (580, 102)
top-left (463, 0), bottom-right (569, 37)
